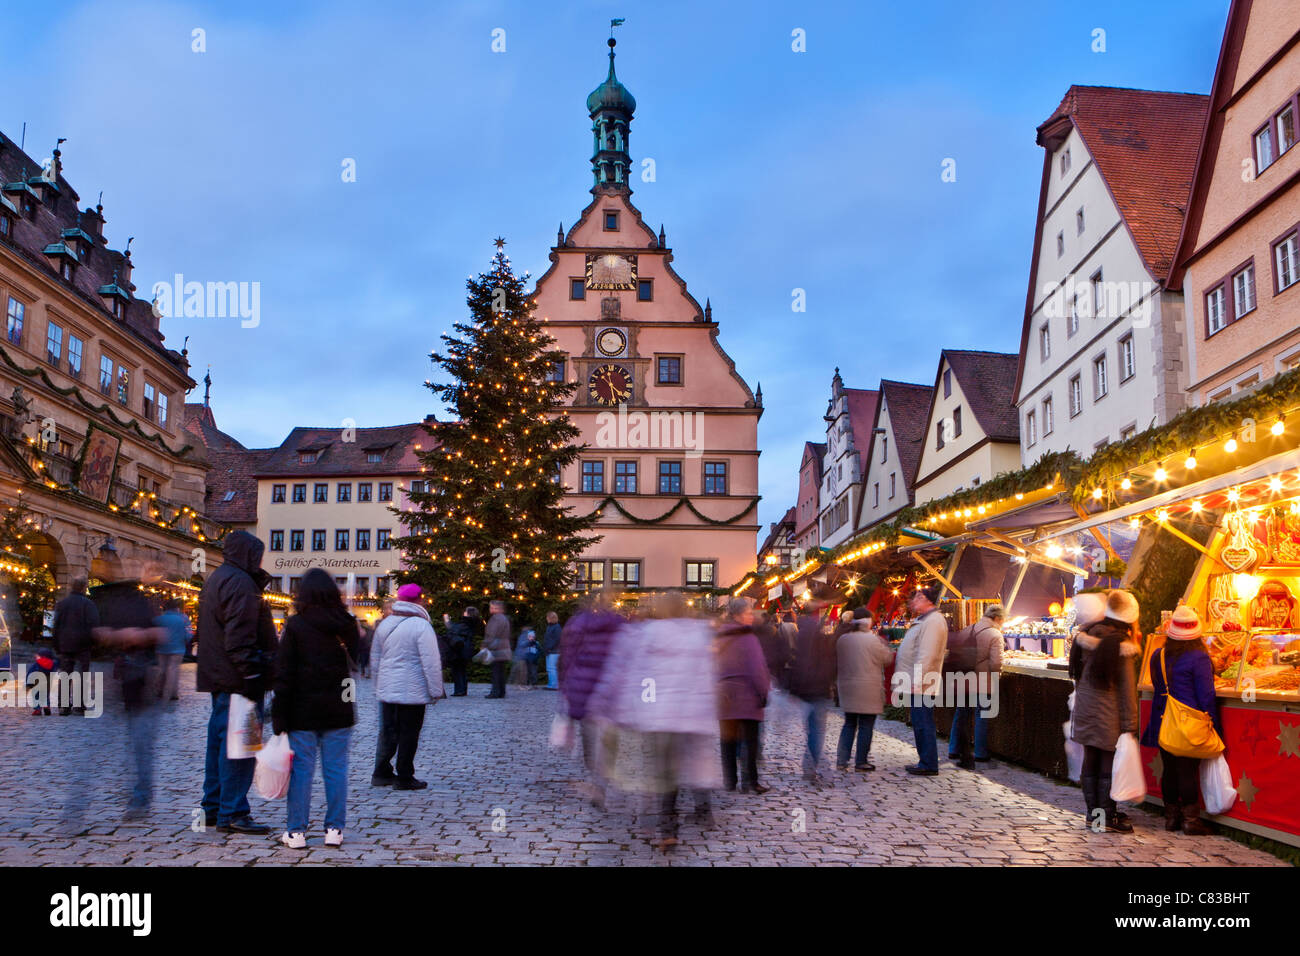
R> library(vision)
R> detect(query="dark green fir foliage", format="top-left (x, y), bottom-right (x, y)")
top-left (393, 247), bottom-right (599, 618)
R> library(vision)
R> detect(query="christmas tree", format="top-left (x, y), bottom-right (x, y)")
top-left (394, 242), bottom-right (600, 618)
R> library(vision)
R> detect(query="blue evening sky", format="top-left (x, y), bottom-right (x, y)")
top-left (4, 0), bottom-right (1228, 539)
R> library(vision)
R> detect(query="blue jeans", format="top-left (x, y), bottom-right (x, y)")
top-left (125, 703), bottom-right (158, 808)
top-left (287, 728), bottom-right (351, 834)
top-left (546, 653), bottom-right (560, 689)
top-left (202, 693), bottom-right (259, 825)
top-left (837, 713), bottom-right (876, 768)
top-left (910, 699), bottom-right (939, 772)
top-left (948, 706), bottom-right (990, 760)
top-left (801, 699), bottom-right (830, 776)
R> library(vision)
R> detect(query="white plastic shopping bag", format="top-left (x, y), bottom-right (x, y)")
top-left (254, 733), bottom-right (294, 800)
top-left (1063, 721), bottom-right (1084, 782)
top-left (549, 713), bottom-right (576, 751)
top-left (227, 693), bottom-right (264, 759)
top-left (1199, 754), bottom-right (1237, 815)
top-left (1110, 732), bottom-right (1147, 803)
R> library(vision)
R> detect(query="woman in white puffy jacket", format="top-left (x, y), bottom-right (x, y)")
top-left (370, 583), bottom-right (444, 790)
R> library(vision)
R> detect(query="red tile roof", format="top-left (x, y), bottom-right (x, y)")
top-left (181, 403), bottom-right (272, 524)
top-left (1039, 86), bottom-right (1209, 277)
top-left (877, 379), bottom-right (936, 489)
top-left (255, 422), bottom-right (432, 478)
top-left (943, 350), bottom-right (1021, 443)
top-left (842, 387), bottom-right (880, 460)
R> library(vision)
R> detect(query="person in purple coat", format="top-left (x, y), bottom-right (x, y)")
top-left (715, 597), bottom-right (771, 794)
top-left (1141, 605), bottom-right (1223, 835)
top-left (558, 592), bottom-right (625, 807)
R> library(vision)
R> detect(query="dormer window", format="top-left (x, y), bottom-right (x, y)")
top-left (366, 452), bottom-right (382, 464)
top-left (300, 452), bottom-right (317, 464)
top-left (61, 260), bottom-right (74, 282)
top-left (0, 213), bottom-right (11, 240)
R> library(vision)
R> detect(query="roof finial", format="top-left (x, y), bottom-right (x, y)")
top-left (203, 367), bottom-right (212, 407)
top-left (755, 382), bottom-right (763, 407)
top-left (125, 236), bottom-right (134, 257)
top-left (704, 298), bottom-right (712, 322)
top-left (658, 223), bottom-right (665, 248)
top-left (557, 222), bottom-right (565, 246)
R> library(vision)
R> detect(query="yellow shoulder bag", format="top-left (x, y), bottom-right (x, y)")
top-left (1157, 649), bottom-right (1224, 759)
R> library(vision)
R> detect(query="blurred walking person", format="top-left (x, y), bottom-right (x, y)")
top-left (787, 608), bottom-right (839, 783)
top-left (716, 598), bottom-right (771, 794)
top-left (371, 583), bottom-right (444, 791)
top-left (589, 593), bottom-right (720, 847)
top-left (836, 607), bottom-right (893, 772)
top-left (197, 530), bottom-right (278, 835)
top-left (559, 592), bottom-right (624, 807)
top-left (272, 569), bottom-right (359, 848)
top-left (543, 611), bottom-right (563, 690)
top-left (154, 598), bottom-right (191, 702)
top-left (93, 561), bottom-right (166, 820)
top-left (483, 601), bottom-right (513, 699)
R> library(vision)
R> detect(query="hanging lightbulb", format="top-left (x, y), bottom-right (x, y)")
top-left (1121, 477), bottom-right (1132, 490)
top-left (1191, 499), bottom-right (1203, 513)
top-left (1272, 418), bottom-right (1285, 436)
top-left (1270, 477), bottom-right (1283, 493)
top-left (1129, 517), bottom-right (1140, 530)
top-left (1225, 436), bottom-right (1238, 453)
top-left (1227, 488), bottom-right (1240, 502)
top-left (1046, 543), bottom-right (1064, 559)
top-left (1156, 509), bottom-right (1170, 523)
top-left (1185, 452), bottom-right (1198, 470)
top-left (1092, 487), bottom-right (1103, 499)
top-left (1154, 464), bottom-right (1168, 482)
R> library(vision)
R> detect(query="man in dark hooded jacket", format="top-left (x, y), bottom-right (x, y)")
top-left (197, 531), bottom-right (277, 834)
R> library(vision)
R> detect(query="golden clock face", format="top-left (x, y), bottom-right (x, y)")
top-left (588, 364), bottom-right (632, 406)
top-left (596, 328), bottom-right (626, 356)
top-left (586, 253), bottom-right (637, 290)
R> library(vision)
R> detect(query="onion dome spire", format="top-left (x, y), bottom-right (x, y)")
top-left (587, 35), bottom-right (635, 191)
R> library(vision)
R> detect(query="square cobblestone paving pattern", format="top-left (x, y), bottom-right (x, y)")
top-left (0, 664), bottom-right (1287, 866)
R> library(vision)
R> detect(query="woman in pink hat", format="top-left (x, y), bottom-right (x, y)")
top-left (1141, 605), bottom-right (1222, 835)
top-left (370, 582), bottom-right (445, 790)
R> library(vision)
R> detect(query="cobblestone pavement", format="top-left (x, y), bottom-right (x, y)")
top-left (0, 663), bottom-right (1287, 866)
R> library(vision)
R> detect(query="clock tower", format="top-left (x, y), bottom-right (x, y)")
top-left (531, 35), bottom-right (762, 598)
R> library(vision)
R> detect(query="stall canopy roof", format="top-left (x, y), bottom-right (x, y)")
top-left (964, 493), bottom-right (1080, 533)
top-left (1035, 445), bottom-right (1300, 543)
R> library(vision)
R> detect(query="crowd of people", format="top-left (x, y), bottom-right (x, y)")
top-left (31, 527), bottom-right (1224, 849)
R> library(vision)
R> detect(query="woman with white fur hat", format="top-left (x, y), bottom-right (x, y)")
top-left (1140, 605), bottom-right (1222, 835)
top-left (1068, 589), bottom-right (1141, 832)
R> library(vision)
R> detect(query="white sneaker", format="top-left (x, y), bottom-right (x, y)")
top-left (280, 831), bottom-right (307, 849)
top-left (324, 828), bottom-right (343, 847)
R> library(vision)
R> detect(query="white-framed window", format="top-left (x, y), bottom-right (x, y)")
top-left (1094, 355), bottom-right (1108, 399)
top-left (873, 482), bottom-right (879, 507)
top-left (1069, 374), bottom-right (1082, 417)
top-left (1060, 148), bottom-right (1071, 176)
top-left (1234, 262), bottom-right (1257, 316)
top-left (1206, 285), bottom-right (1227, 334)
top-left (880, 435), bottom-right (888, 463)
top-left (1279, 103), bottom-right (1296, 154)
top-left (1068, 292), bottom-right (1080, 336)
top-left (1042, 396), bottom-right (1054, 436)
top-left (1091, 269), bottom-right (1104, 319)
top-left (1275, 233), bottom-right (1297, 292)
top-left (1120, 425), bottom-right (1136, 441)
top-left (1039, 323), bottom-right (1050, 360)
top-left (1118, 335), bottom-right (1135, 382)
top-left (1026, 410), bottom-right (1037, 447)
top-left (1256, 125), bottom-right (1276, 172)
top-left (889, 472), bottom-right (896, 499)
top-left (1076, 207), bottom-right (1085, 235)
top-left (1056, 231), bottom-right (1064, 258)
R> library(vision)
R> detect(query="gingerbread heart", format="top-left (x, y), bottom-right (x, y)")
top-left (1208, 597), bottom-right (1239, 621)
top-left (1221, 546), bottom-right (1257, 572)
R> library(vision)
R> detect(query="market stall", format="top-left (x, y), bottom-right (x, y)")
top-left (1043, 440), bottom-right (1300, 847)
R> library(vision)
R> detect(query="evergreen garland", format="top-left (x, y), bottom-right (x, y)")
top-left (583, 494), bottom-right (759, 526)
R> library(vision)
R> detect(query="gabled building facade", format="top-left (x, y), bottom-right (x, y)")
top-left (757, 505), bottom-right (797, 571)
top-left (854, 379), bottom-right (935, 532)
top-left (1015, 86), bottom-right (1206, 462)
top-left (912, 350), bottom-right (1021, 506)
top-left (0, 134), bottom-right (222, 589)
top-left (816, 370), bottom-right (878, 550)
top-left (530, 38), bottom-right (761, 594)
top-left (793, 440), bottom-right (825, 555)
top-left (1171, 0), bottom-right (1300, 403)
